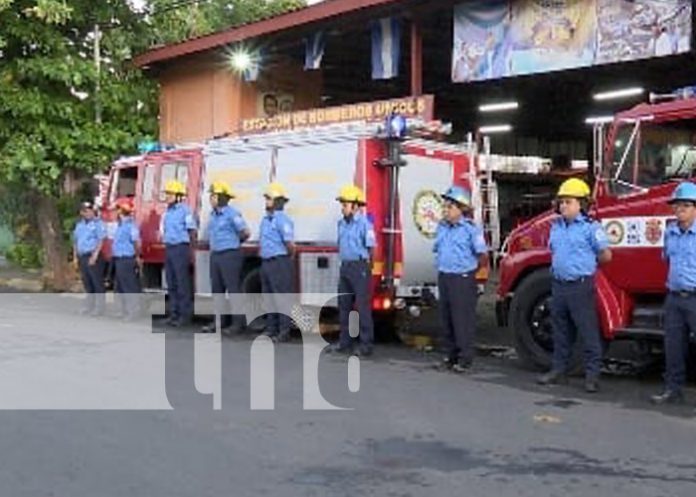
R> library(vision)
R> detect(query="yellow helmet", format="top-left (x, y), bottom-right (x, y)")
top-left (164, 179), bottom-right (186, 195)
top-left (264, 182), bottom-right (288, 200)
top-left (209, 181), bottom-right (235, 197)
top-left (557, 178), bottom-right (591, 199)
top-left (336, 184), bottom-right (366, 205)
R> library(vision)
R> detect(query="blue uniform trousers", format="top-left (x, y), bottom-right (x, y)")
top-left (261, 255), bottom-right (294, 336)
top-left (78, 254), bottom-right (106, 314)
top-left (165, 243), bottom-right (193, 322)
top-left (438, 271), bottom-right (478, 364)
top-left (663, 292), bottom-right (696, 392)
top-left (338, 260), bottom-right (374, 347)
top-left (210, 249), bottom-right (243, 327)
top-left (114, 256), bottom-right (141, 318)
top-left (551, 277), bottom-right (602, 376)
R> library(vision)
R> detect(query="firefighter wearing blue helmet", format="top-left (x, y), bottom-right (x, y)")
top-left (652, 182), bottom-right (696, 406)
top-left (434, 185), bottom-right (488, 373)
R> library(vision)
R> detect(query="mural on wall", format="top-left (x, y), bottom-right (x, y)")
top-left (452, 0), bottom-right (692, 83)
top-left (258, 92), bottom-right (295, 118)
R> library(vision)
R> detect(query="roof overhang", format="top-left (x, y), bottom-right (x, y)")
top-left (134, 0), bottom-right (405, 68)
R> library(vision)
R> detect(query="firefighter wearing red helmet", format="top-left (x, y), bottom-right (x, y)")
top-left (110, 197), bottom-right (142, 321)
top-left (537, 178), bottom-right (612, 393)
top-left (434, 185), bottom-right (488, 373)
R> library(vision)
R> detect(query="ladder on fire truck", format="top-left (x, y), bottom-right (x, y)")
top-left (478, 137), bottom-right (501, 255)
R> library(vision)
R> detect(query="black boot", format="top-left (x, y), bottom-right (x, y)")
top-left (650, 389), bottom-right (684, 405)
top-left (584, 375), bottom-right (600, 393)
top-left (537, 370), bottom-right (568, 386)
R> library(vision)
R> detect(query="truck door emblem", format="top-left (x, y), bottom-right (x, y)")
top-left (412, 190), bottom-right (443, 239)
top-left (644, 218), bottom-right (664, 245)
top-left (604, 220), bottom-right (624, 246)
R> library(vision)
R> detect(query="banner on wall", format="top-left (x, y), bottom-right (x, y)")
top-left (452, 0), bottom-right (692, 83)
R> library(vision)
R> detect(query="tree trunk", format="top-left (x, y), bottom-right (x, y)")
top-left (35, 194), bottom-right (70, 291)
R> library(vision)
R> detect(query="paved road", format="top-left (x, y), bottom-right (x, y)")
top-left (1, 293), bottom-right (695, 497)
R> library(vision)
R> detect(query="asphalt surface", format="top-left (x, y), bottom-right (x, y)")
top-left (1, 293), bottom-right (695, 497)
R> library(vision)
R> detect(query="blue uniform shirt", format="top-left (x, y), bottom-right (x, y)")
top-left (111, 217), bottom-right (140, 258)
top-left (337, 213), bottom-right (376, 261)
top-left (73, 218), bottom-right (107, 256)
top-left (664, 220), bottom-right (696, 291)
top-left (163, 203), bottom-right (196, 245)
top-left (208, 205), bottom-right (248, 252)
top-left (549, 214), bottom-right (609, 281)
top-left (260, 211), bottom-right (294, 259)
top-left (433, 218), bottom-right (488, 274)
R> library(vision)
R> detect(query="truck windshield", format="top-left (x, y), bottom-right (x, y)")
top-left (607, 119), bottom-right (696, 194)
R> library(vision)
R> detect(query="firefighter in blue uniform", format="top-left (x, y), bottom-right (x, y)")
top-left (162, 180), bottom-right (197, 327)
top-left (329, 184), bottom-right (376, 357)
top-left (111, 197), bottom-right (142, 321)
top-left (200, 181), bottom-right (250, 334)
top-left (259, 183), bottom-right (295, 343)
top-left (537, 178), bottom-right (612, 393)
top-left (72, 201), bottom-right (107, 316)
top-left (652, 182), bottom-right (696, 405)
top-left (434, 185), bottom-right (488, 373)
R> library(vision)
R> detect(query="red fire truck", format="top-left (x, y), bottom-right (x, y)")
top-left (100, 98), bottom-right (485, 330)
top-left (497, 94), bottom-right (696, 369)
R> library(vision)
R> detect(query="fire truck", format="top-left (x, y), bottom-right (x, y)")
top-left (497, 93), bottom-right (696, 369)
top-left (100, 100), bottom-right (485, 331)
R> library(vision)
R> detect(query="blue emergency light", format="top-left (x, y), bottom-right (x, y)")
top-left (138, 141), bottom-right (161, 154)
top-left (385, 113), bottom-right (408, 139)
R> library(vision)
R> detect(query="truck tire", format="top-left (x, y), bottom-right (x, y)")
top-left (241, 267), bottom-right (264, 332)
top-left (509, 268), bottom-right (582, 372)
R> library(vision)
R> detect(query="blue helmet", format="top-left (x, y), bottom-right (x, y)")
top-left (441, 185), bottom-right (472, 207)
top-left (668, 182), bottom-right (696, 204)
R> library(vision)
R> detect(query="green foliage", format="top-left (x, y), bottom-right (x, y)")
top-left (0, 0), bottom-right (158, 196)
top-left (147, 0), bottom-right (307, 45)
top-left (6, 241), bottom-right (43, 268)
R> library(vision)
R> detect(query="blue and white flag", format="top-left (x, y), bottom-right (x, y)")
top-left (304, 31), bottom-right (325, 70)
top-left (371, 17), bottom-right (401, 80)
top-left (242, 59), bottom-right (260, 82)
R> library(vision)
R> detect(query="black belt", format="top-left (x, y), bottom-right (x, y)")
top-left (671, 289), bottom-right (696, 297)
top-left (165, 242), bottom-right (189, 248)
top-left (212, 248), bottom-right (239, 255)
top-left (113, 255), bottom-right (135, 260)
top-left (553, 276), bottom-right (591, 285)
top-left (342, 258), bottom-right (368, 264)
top-left (263, 254), bottom-right (289, 261)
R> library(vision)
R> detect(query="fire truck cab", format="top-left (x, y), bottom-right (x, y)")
top-left (498, 94), bottom-right (696, 369)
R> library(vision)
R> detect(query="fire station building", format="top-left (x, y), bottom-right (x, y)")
top-left (134, 0), bottom-right (696, 244)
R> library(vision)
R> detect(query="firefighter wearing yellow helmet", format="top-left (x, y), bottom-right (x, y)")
top-left (329, 184), bottom-right (376, 356)
top-left (161, 178), bottom-right (197, 327)
top-left (201, 180), bottom-right (250, 334)
top-left (537, 177), bottom-right (612, 393)
top-left (258, 182), bottom-right (295, 342)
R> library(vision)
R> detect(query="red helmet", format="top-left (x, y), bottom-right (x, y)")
top-left (114, 197), bottom-right (134, 213)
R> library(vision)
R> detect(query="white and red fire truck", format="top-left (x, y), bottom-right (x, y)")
top-left (99, 96), bottom-right (486, 330)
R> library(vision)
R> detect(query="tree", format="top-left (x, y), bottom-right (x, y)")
top-left (146, 0), bottom-right (307, 45)
top-left (0, 0), bottom-right (158, 289)
top-left (0, 0), bottom-right (307, 289)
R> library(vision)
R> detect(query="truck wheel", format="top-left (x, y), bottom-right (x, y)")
top-left (241, 267), bottom-right (262, 294)
top-left (241, 268), bottom-right (264, 332)
top-left (510, 268), bottom-right (582, 372)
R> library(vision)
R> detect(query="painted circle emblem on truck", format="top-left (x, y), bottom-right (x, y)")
top-left (604, 220), bottom-right (624, 246)
top-left (413, 190), bottom-right (443, 239)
